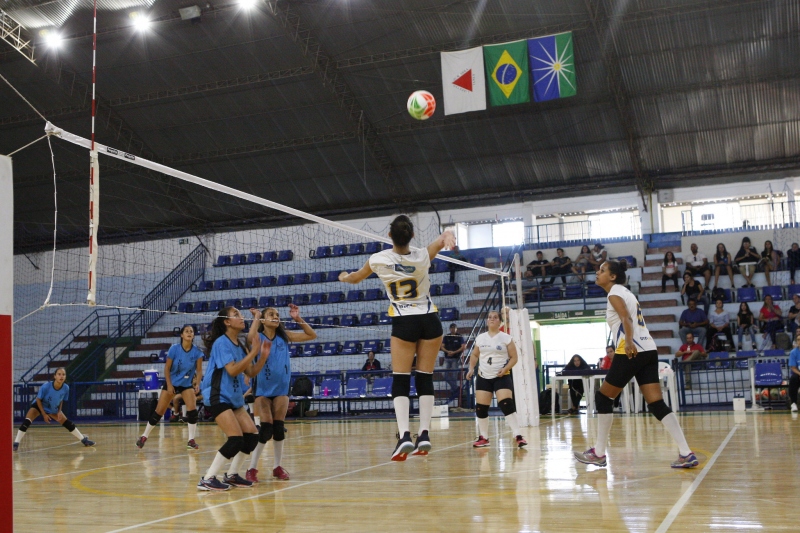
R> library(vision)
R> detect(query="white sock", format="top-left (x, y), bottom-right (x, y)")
top-left (504, 412), bottom-right (520, 436)
top-left (478, 416), bottom-right (489, 438)
top-left (205, 452), bottom-right (228, 480)
top-left (661, 413), bottom-right (692, 456)
top-left (71, 428), bottom-right (85, 441)
top-left (418, 395), bottom-right (434, 433)
top-left (393, 396), bottom-right (410, 435)
top-left (273, 440), bottom-right (284, 468)
top-left (249, 442), bottom-right (266, 470)
top-left (188, 423), bottom-right (197, 441)
top-left (593, 413), bottom-right (613, 457)
top-left (14, 430), bottom-right (25, 443)
top-left (254, 415), bottom-right (261, 427)
top-left (142, 423), bottom-right (156, 439)
top-left (228, 451), bottom-right (247, 476)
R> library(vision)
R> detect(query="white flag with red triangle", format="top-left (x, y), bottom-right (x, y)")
top-left (441, 47), bottom-right (487, 116)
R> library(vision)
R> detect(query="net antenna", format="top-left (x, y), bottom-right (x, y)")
top-left (87, 0), bottom-right (99, 306)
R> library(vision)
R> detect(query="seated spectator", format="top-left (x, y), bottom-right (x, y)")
top-left (713, 243), bottom-right (735, 289)
top-left (571, 245), bottom-right (592, 282)
top-left (707, 299), bottom-right (733, 350)
top-left (788, 334), bottom-right (800, 412)
top-left (524, 251), bottom-right (550, 281)
top-left (676, 332), bottom-right (707, 362)
top-left (562, 354), bottom-right (590, 415)
top-left (545, 248), bottom-right (571, 286)
top-left (759, 294), bottom-right (783, 350)
top-left (448, 245), bottom-right (469, 283)
top-left (734, 237), bottom-right (760, 288)
top-left (737, 302), bottom-right (758, 351)
top-left (679, 298), bottom-right (709, 346)
top-left (440, 323), bottom-right (465, 391)
top-left (684, 243), bottom-right (712, 287)
top-left (587, 243), bottom-right (607, 272)
top-left (681, 272), bottom-right (710, 314)
top-left (787, 294), bottom-right (800, 339)
top-left (598, 345), bottom-right (614, 370)
top-left (759, 240), bottom-right (781, 286)
top-left (788, 242), bottom-right (800, 284)
top-left (362, 350), bottom-right (382, 371)
top-left (662, 251), bottom-right (679, 293)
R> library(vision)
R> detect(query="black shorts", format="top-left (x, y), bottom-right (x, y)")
top-left (391, 313), bottom-right (443, 343)
top-left (475, 373), bottom-right (514, 393)
top-left (604, 349), bottom-right (660, 388)
top-left (162, 384), bottom-right (191, 394)
top-left (28, 403), bottom-right (57, 416)
top-left (685, 263), bottom-right (711, 274)
top-left (208, 402), bottom-right (235, 419)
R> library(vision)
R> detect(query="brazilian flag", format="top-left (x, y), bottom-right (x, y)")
top-left (483, 40), bottom-right (530, 107)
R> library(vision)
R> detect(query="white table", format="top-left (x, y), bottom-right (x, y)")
top-left (550, 372), bottom-right (609, 416)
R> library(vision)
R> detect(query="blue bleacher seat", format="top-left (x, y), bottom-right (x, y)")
top-left (346, 243), bottom-right (364, 256)
top-left (473, 257), bottom-right (485, 267)
top-left (313, 246), bottom-right (331, 259)
top-left (586, 284), bottom-right (606, 298)
top-left (231, 278), bottom-right (246, 290)
top-left (331, 245), bottom-right (347, 257)
top-left (262, 251), bottom-right (277, 263)
top-left (346, 290), bottom-right (363, 302)
top-left (713, 288), bottom-right (733, 303)
top-left (215, 255), bottom-right (231, 267)
top-left (322, 342), bottom-right (341, 355)
top-left (294, 294), bottom-right (310, 305)
top-left (762, 286), bottom-right (783, 301)
top-left (615, 255), bottom-right (637, 268)
top-left (261, 276), bottom-right (277, 287)
top-left (429, 284), bottom-right (441, 296)
top-left (383, 243), bottom-right (392, 250)
top-left (284, 321), bottom-right (299, 330)
top-left (231, 254), bottom-right (245, 266)
top-left (341, 340), bottom-right (362, 355)
top-left (345, 378), bottom-right (368, 398)
top-left (542, 286), bottom-right (561, 300)
top-left (288, 345), bottom-right (299, 357)
top-left (735, 350), bottom-right (757, 369)
top-left (439, 308), bottom-right (459, 321)
top-left (378, 312), bottom-right (391, 325)
top-left (370, 377), bottom-right (392, 397)
top-left (318, 378), bottom-right (341, 398)
top-left (787, 284), bottom-right (800, 297)
top-left (340, 314), bottom-right (359, 327)
top-left (321, 315), bottom-right (339, 328)
top-left (213, 280), bottom-right (229, 291)
top-left (275, 295), bottom-right (292, 307)
top-left (277, 250), bottom-right (294, 261)
top-left (177, 302), bottom-right (190, 313)
top-left (762, 349), bottom-right (786, 360)
top-left (194, 301), bottom-right (209, 313)
top-left (303, 343), bottom-right (322, 356)
top-left (309, 272), bottom-right (326, 284)
top-left (196, 280), bottom-right (213, 292)
top-left (328, 292), bottom-right (345, 304)
top-left (565, 284), bottom-right (583, 299)
top-left (245, 277), bottom-right (260, 289)
top-left (360, 313), bottom-right (377, 326)
top-left (293, 273), bottom-right (309, 285)
top-left (327, 270), bottom-right (343, 282)
top-left (737, 287), bottom-right (757, 302)
top-left (241, 297), bottom-right (257, 309)
top-left (363, 340), bottom-right (379, 354)
top-left (754, 362), bottom-right (784, 408)
top-left (247, 252), bottom-right (262, 264)
top-left (276, 275), bottom-right (292, 286)
top-left (310, 292), bottom-right (327, 305)
top-left (363, 288), bottom-right (382, 301)
top-left (209, 300), bottom-right (224, 312)
top-left (380, 339), bottom-right (391, 353)
top-left (225, 298), bottom-right (241, 308)
top-left (431, 260), bottom-right (449, 273)
top-left (707, 351), bottom-right (731, 369)
top-left (364, 242), bottom-right (382, 254)
top-left (258, 296), bottom-right (275, 308)
top-left (305, 316), bottom-right (321, 327)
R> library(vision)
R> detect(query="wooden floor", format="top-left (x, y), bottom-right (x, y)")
top-left (12, 410), bottom-right (800, 532)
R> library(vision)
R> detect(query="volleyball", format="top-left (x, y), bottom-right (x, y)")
top-left (407, 90), bottom-right (436, 120)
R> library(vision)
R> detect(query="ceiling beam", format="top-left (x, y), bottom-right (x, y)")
top-left (0, 8), bottom-right (35, 64)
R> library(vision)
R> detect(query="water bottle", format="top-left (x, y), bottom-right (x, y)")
top-left (323, 387), bottom-right (329, 397)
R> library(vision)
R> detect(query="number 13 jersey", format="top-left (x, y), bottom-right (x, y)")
top-left (607, 284), bottom-right (657, 354)
top-left (369, 247), bottom-right (437, 317)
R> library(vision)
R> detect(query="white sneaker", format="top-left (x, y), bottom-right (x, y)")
top-left (792, 403), bottom-right (798, 412)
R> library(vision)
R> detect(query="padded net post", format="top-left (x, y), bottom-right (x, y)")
top-left (509, 308), bottom-right (539, 427)
top-left (0, 154), bottom-right (14, 527)
top-left (87, 149), bottom-right (99, 306)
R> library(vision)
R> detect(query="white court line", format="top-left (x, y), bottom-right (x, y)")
top-left (654, 426), bottom-right (738, 533)
top-left (17, 441), bottom-right (80, 454)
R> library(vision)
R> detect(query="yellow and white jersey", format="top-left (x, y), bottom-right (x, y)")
top-left (369, 247), bottom-right (437, 317)
top-left (607, 284), bottom-right (657, 354)
top-left (475, 331), bottom-right (513, 379)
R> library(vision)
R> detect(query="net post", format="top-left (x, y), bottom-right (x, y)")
top-left (510, 308), bottom-right (539, 427)
top-left (87, 150), bottom-right (99, 305)
top-left (0, 155), bottom-right (14, 528)
top-left (513, 253), bottom-right (523, 310)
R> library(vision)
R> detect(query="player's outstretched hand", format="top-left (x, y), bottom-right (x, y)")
top-left (250, 308), bottom-right (262, 320)
top-left (441, 230), bottom-right (456, 250)
top-left (288, 303), bottom-right (301, 321)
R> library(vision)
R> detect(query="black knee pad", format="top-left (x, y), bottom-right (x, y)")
top-left (647, 399), bottom-right (672, 421)
top-left (186, 409), bottom-right (198, 424)
top-left (259, 422), bottom-right (274, 444)
top-left (148, 411), bottom-right (163, 426)
top-left (475, 403), bottom-right (490, 419)
top-left (595, 391), bottom-right (614, 414)
top-left (498, 398), bottom-right (516, 416)
top-left (273, 420), bottom-right (286, 441)
top-left (19, 418), bottom-right (31, 432)
top-left (245, 394), bottom-right (255, 405)
top-left (415, 371), bottom-right (434, 396)
top-left (62, 419), bottom-right (76, 432)
top-left (219, 435), bottom-right (244, 459)
top-left (242, 432), bottom-right (258, 454)
top-left (391, 373), bottom-right (411, 398)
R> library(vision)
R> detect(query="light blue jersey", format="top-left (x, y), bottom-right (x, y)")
top-left (166, 343), bottom-right (204, 388)
top-left (201, 335), bottom-right (246, 408)
top-left (254, 332), bottom-right (291, 398)
top-left (36, 381), bottom-right (69, 415)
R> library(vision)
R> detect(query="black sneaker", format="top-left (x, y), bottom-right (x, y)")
top-left (197, 477), bottom-right (230, 491)
top-left (391, 431), bottom-right (414, 462)
top-left (411, 430), bottom-right (431, 456)
top-left (222, 472), bottom-right (253, 488)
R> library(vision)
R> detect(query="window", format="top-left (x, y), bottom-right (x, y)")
top-left (492, 221), bottom-right (524, 247)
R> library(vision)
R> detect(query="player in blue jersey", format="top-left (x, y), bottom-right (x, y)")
top-left (197, 307), bottom-right (271, 491)
top-left (13, 367), bottom-right (94, 451)
top-left (245, 303), bottom-right (316, 482)
top-left (136, 324), bottom-right (205, 450)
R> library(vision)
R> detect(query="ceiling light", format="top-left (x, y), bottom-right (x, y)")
top-left (39, 29), bottom-right (62, 48)
top-left (239, 0), bottom-right (257, 9)
top-left (179, 5), bottom-right (201, 20)
top-left (130, 11), bottom-right (151, 31)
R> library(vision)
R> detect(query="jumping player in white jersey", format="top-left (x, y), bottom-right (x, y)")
top-left (574, 261), bottom-right (698, 469)
top-left (466, 310), bottom-right (527, 449)
top-left (340, 215), bottom-right (455, 460)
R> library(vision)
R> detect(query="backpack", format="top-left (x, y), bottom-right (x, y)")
top-left (710, 287), bottom-right (726, 302)
top-left (775, 332), bottom-right (791, 351)
top-left (538, 389), bottom-right (560, 415)
top-left (291, 376), bottom-right (313, 397)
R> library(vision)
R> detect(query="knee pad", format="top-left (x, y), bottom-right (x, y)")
top-left (245, 394), bottom-right (255, 405)
top-left (62, 419), bottom-right (76, 432)
top-left (273, 420), bottom-right (286, 441)
top-left (415, 371), bottom-right (434, 396)
top-left (391, 373), bottom-right (411, 399)
top-left (219, 435), bottom-right (244, 459)
top-left (242, 432), bottom-right (259, 454)
top-left (259, 422), bottom-right (274, 443)
top-left (186, 409), bottom-right (198, 424)
top-left (498, 398), bottom-right (516, 416)
top-left (647, 399), bottom-right (672, 421)
top-left (148, 411), bottom-right (163, 426)
top-left (595, 391), bottom-right (614, 414)
top-left (19, 418), bottom-right (32, 432)
top-left (475, 403), bottom-right (490, 419)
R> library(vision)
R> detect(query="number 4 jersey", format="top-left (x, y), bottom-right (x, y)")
top-left (369, 247), bottom-right (438, 317)
top-left (606, 284), bottom-right (657, 354)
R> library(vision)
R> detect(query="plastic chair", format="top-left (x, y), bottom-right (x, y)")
top-left (737, 287), bottom-right (757, 303)
top-left (341, 341), bottom-right (362, 355)
top-left (753, 362), bottom-right (784, 409)
top-left (345, 378), bottom-right (368, 398)
top-left (317, 379), bottom-right (341, 398)
top-left (370, 377), bottom-right (392, 397)
top-left (762, 286), bottom-right (783, 301)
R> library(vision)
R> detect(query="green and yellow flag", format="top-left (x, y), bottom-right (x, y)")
top-left (483, 40), bottom-right (530, 106)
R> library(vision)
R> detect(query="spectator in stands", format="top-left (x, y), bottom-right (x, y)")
top-left (598, 345), bottom-right (614, 370)
top-left (679, 298), bottom-right (708, 346)
top-left (681, 272), bottom-right (709, 314)
top-left (588, 243), bottom-right (607, 271)
top-left (734, 237), bottom-right (760, 288)
top-left (708, 299), bottom-right (733, 350)
top-left (662, 251), bottom-right (679, 293)
top-left (788, 242), bottom-right (800, 284)
top-left (572, 245), bottom-right (592, 282)
top-left (676, 332), bottom-right (707, 362)
top-left (524, 251), bottom-right (550, 281)
top-left (362, 350), bottom-right (382, 372)
top-left (545, 248), bottom-right (572, 286)
top-left (563, 354), bottom-right (590, 415)
top-left (759, 294), bottom-right (783, 350)
top-left (684, 243), bottom-right (712, 287)
top-left (737, 302), bottom-right (758, 350)
top-left (759, 240), bottom-right (780, 286)
top-left (788, 334), bottom-right (800, 412)
top-left (448, 246), bottom-right (469, 283)
top-left (713, 243), bottom-right (735, 289)
top-left (787, 294), bottom-right (800, 339)
top-left (441, 323), bottom-right (465, 392)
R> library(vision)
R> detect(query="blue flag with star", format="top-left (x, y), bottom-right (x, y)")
top-left (528, 32), bottom-right (577, 102)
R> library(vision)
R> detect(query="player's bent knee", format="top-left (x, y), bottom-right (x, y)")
top-left (595, 391), bottom-right (614, 414)
top-left (245, 394), bottom-right (255, 404)
top-left (259, 422), bottom-right (274, 443)
top-left (273, 420), bottom-right (286, 441)
top-left (391, 373), bottom-right (411, 398)
top-left (475, 403), bottom-right (490, 419)
top-left (219, 435), bottom-right (244, 459)
top-left (62, 419), bottom-right (76, 432)
top-left (243, 432), bottom-right (258, 453)
top-left (498, 398), bottom-right (516, 416)
top-left (19, 418), bottom-right (31, 432)
top-left (148, 410), bottom-right (163, 426)
top-left (415, 371), bottom-right (434, 396)
top-left (647, 399), bottom-right (672, 421)
top-left (186, 409), bottom-right (198, 424)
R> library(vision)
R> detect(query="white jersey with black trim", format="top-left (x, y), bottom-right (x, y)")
top-left (606, 284), bottom-right (658, 354)
top-left (475, 331), bottom-right (513, 379)
top-left (369, 247), bottom-right (437, 317)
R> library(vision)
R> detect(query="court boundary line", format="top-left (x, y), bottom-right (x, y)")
top-left (654, 426), bottom-right (738, 533)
